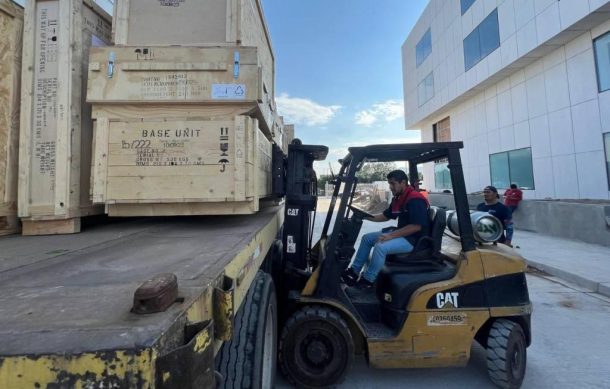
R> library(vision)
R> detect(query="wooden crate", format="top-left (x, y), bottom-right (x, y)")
top-left (18, 0), bottom-right (112, 235)
top-left (91, 109), bottom-right (272, 217)
top-left (87, 45), bottom-right (275, 136)
top-left (0, 0), bottom-right (23, 236)
top-left (283, 124), bottom-right (295, 153)
top-left (112, 0), bottom-right (275, 120)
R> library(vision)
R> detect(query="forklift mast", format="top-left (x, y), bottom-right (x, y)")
top-left (279, 141), bottom-right (328, 271)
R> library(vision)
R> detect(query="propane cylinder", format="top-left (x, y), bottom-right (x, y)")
top-left (446, 211), bottom-right (504, 243)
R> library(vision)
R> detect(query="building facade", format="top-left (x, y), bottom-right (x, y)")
top-left (403, 0), bottom-right (610, 200)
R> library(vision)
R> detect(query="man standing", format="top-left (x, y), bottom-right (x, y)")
top-left (478, 186), bottom-right (514, 247)
top-left (503, 184), bottom-right (523, 213)
top-left (341, 170), bottom-right (429, 290)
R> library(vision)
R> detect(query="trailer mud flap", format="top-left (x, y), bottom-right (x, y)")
top-left (155, 320), bottom-right (215, 389)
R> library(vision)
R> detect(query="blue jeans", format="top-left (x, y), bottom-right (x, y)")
top-left (350, 231), bottom-right (414, 283)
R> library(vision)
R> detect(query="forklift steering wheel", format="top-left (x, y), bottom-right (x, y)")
top-left (348, 205), bottom-right (374, 220)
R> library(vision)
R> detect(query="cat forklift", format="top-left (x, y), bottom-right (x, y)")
top-left (277, 141), bottom-right (532, 389)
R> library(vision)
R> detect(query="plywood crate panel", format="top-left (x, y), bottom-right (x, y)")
top-left (18, 0), bottom-right (111, 235)
top-left (87, 45), bottom-right (274, 136)
top-left (113, 0), bottom-right (275, 114)
top-left (92, 112), bottom-right (272, 216)
top-left (0, 0), bottom-right (23, 235)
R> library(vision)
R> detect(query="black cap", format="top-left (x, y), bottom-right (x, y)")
top-left (483, 186), bottom-right (500, 198)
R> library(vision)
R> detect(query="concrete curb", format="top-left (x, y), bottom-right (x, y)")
top-left (525, 259), bottom-right (610, 299)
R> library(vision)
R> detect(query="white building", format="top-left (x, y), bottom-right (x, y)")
top-left (403, 0), bottom-right (610, 200)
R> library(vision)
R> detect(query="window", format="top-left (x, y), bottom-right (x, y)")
top-left (418, 72), bottom-right (434, 106)
top-left (461, 0), bottom-right (476, 15)
top-left (434, 160), bottom-right (452, 190)
top-left (416, 28), bottom-right (432, 67)
top-left (433, 117), bottom-right (451, 142)
top-left (463, 9), bottom-right (500, 71)
top-left (489, 148), bottom-right (535, 190)
top-left (604, 132), bottom-right (610, 190)
top-left (594, 31), bottom-right (610, 92)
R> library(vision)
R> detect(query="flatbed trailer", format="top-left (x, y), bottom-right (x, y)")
top-left (0, 206), bottom-right (283, 388)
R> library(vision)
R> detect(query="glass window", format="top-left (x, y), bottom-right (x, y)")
top-left (490, 152), bottom-right (510, 189)
top-left (604, 132), bottom-right (610, 190)
top-left (461, 0), bottom-right (476, 15)
top-left (416, 29), bottom-right (432, 67)
top-left (418, 72), bottom-right (435, 106)
top-left (434, 160), bottom-right (452, 190)
top-left (479, 10), bottom-right (500, 59)
top-left (490, 148), bottom-right (535, 190)
top-left (594, 31), bottom-right (610, 92)
top-left (464, 28), bottom-right (481, 71)
top-left (463, 9), bottom-right (500, 71)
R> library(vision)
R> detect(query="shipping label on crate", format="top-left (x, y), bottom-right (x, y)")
top-left (32, 1), bottom-right (59, 196)
top-left (211, 84), bottom-right (247, 100)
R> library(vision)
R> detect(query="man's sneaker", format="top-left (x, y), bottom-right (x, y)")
top-left (355, 278), bottom-right (375, 291)
top-left (341, 268), bottom-right (359, 286)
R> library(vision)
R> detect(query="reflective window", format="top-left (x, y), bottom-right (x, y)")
top-left (461, 0), bottom-right (476, 15)
top-left (434, 160), bottom-right (452, 190)
top-left (416, 29), bottom-right (432, 67)
top-left (464, 9), bottom-right (500, 71)
top-left (604, 132), bottom-right (610, 189)
top-left (418, 72), bottom-right (435, 106)
top-left (490, 148), bottom-right (535, 190)
top-left (594, 31), bottom-right (610, 92)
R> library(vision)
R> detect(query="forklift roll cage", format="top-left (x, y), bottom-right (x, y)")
top-left (310, 142), bottom-right (474, 300)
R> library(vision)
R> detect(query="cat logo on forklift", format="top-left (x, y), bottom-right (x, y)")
top-left (287, 208), bottom-right (299, 217)
top-left (436, 292), bottom-right (459, 308)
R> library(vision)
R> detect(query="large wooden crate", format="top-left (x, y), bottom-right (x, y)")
top-left (91, 108), bottom-right (272, 217)
top-left (0, 0), bottom-right (23, 236)
top-left (87, 45), bottom-right (275, 136)
top-left (112, 0), bottom-right (275, 126)
top-left (18, 0), bottom-right (112, 235)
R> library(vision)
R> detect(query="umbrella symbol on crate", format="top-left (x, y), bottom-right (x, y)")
top-left (219, 159), bottom-right (230, 172)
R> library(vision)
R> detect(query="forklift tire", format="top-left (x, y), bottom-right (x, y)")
top-left (216, 271), bottom-right (277, 389)
top-left (279, 306), bottom-right (354, 388)
top-left (486, 319), bottom-right (527, 389)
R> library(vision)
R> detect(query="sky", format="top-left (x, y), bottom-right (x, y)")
top-left (261, 0), bottom-right (429, 173)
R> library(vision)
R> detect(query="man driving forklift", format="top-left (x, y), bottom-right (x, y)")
top-left (341, 170), bottom-right (430, 290)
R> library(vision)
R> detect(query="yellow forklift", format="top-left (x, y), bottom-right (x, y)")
top-left (276, 141), bottom-right (532, 389)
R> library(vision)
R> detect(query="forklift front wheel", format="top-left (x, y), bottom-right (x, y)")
top-left (279, 306), bottom-right (354, 388)
top-left (486, 319), bottom-right (527, 389)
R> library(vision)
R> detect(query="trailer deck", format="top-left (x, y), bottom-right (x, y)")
top-left (0, 206), bottom-right (282, 387)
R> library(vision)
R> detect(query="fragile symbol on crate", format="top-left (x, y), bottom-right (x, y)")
top-left (219, 127), bottom-right (230, 172)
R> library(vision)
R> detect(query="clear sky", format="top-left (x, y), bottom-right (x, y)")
top-left (261, 0), bottom-right (429, 173)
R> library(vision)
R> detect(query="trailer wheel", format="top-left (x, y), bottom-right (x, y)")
top-left (486, 319), bottom-right (527, 389)
top-left (279, 306), bottom-right (354, 388)
top-left (216, 271), bottom-right (277, 389)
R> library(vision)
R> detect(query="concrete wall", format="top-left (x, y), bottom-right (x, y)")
top-left (429, 193), bottom-right (610, 246)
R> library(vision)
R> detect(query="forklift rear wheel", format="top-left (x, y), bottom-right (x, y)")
top-left (486, 319), bottom-right (527, 389)
top-left (279, 306), bottom-right (354, 388)
top-left (216, 271), bottom-right (277, 389)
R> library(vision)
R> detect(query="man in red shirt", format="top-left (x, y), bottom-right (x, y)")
top-left (503, 184), bottom-right (523, 213)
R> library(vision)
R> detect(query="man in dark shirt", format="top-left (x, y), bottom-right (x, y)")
top-left (341, 170), bottom-right (430, 290)
top-left (477, 186), bottom-right (514, 247)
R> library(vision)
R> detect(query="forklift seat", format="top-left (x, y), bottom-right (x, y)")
top-left (386, 206), bottom-right (446, 263)
top-left (376, 207), bottom-right (455, 330)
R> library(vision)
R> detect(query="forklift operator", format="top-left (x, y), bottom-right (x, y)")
top-left (341, 170), bottom-right (430, 290)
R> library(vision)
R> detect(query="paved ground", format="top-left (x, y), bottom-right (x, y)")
top-left (277, 274), bottom-right (610, 388)
top-left (514, 231), bottom-right (610, 298)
